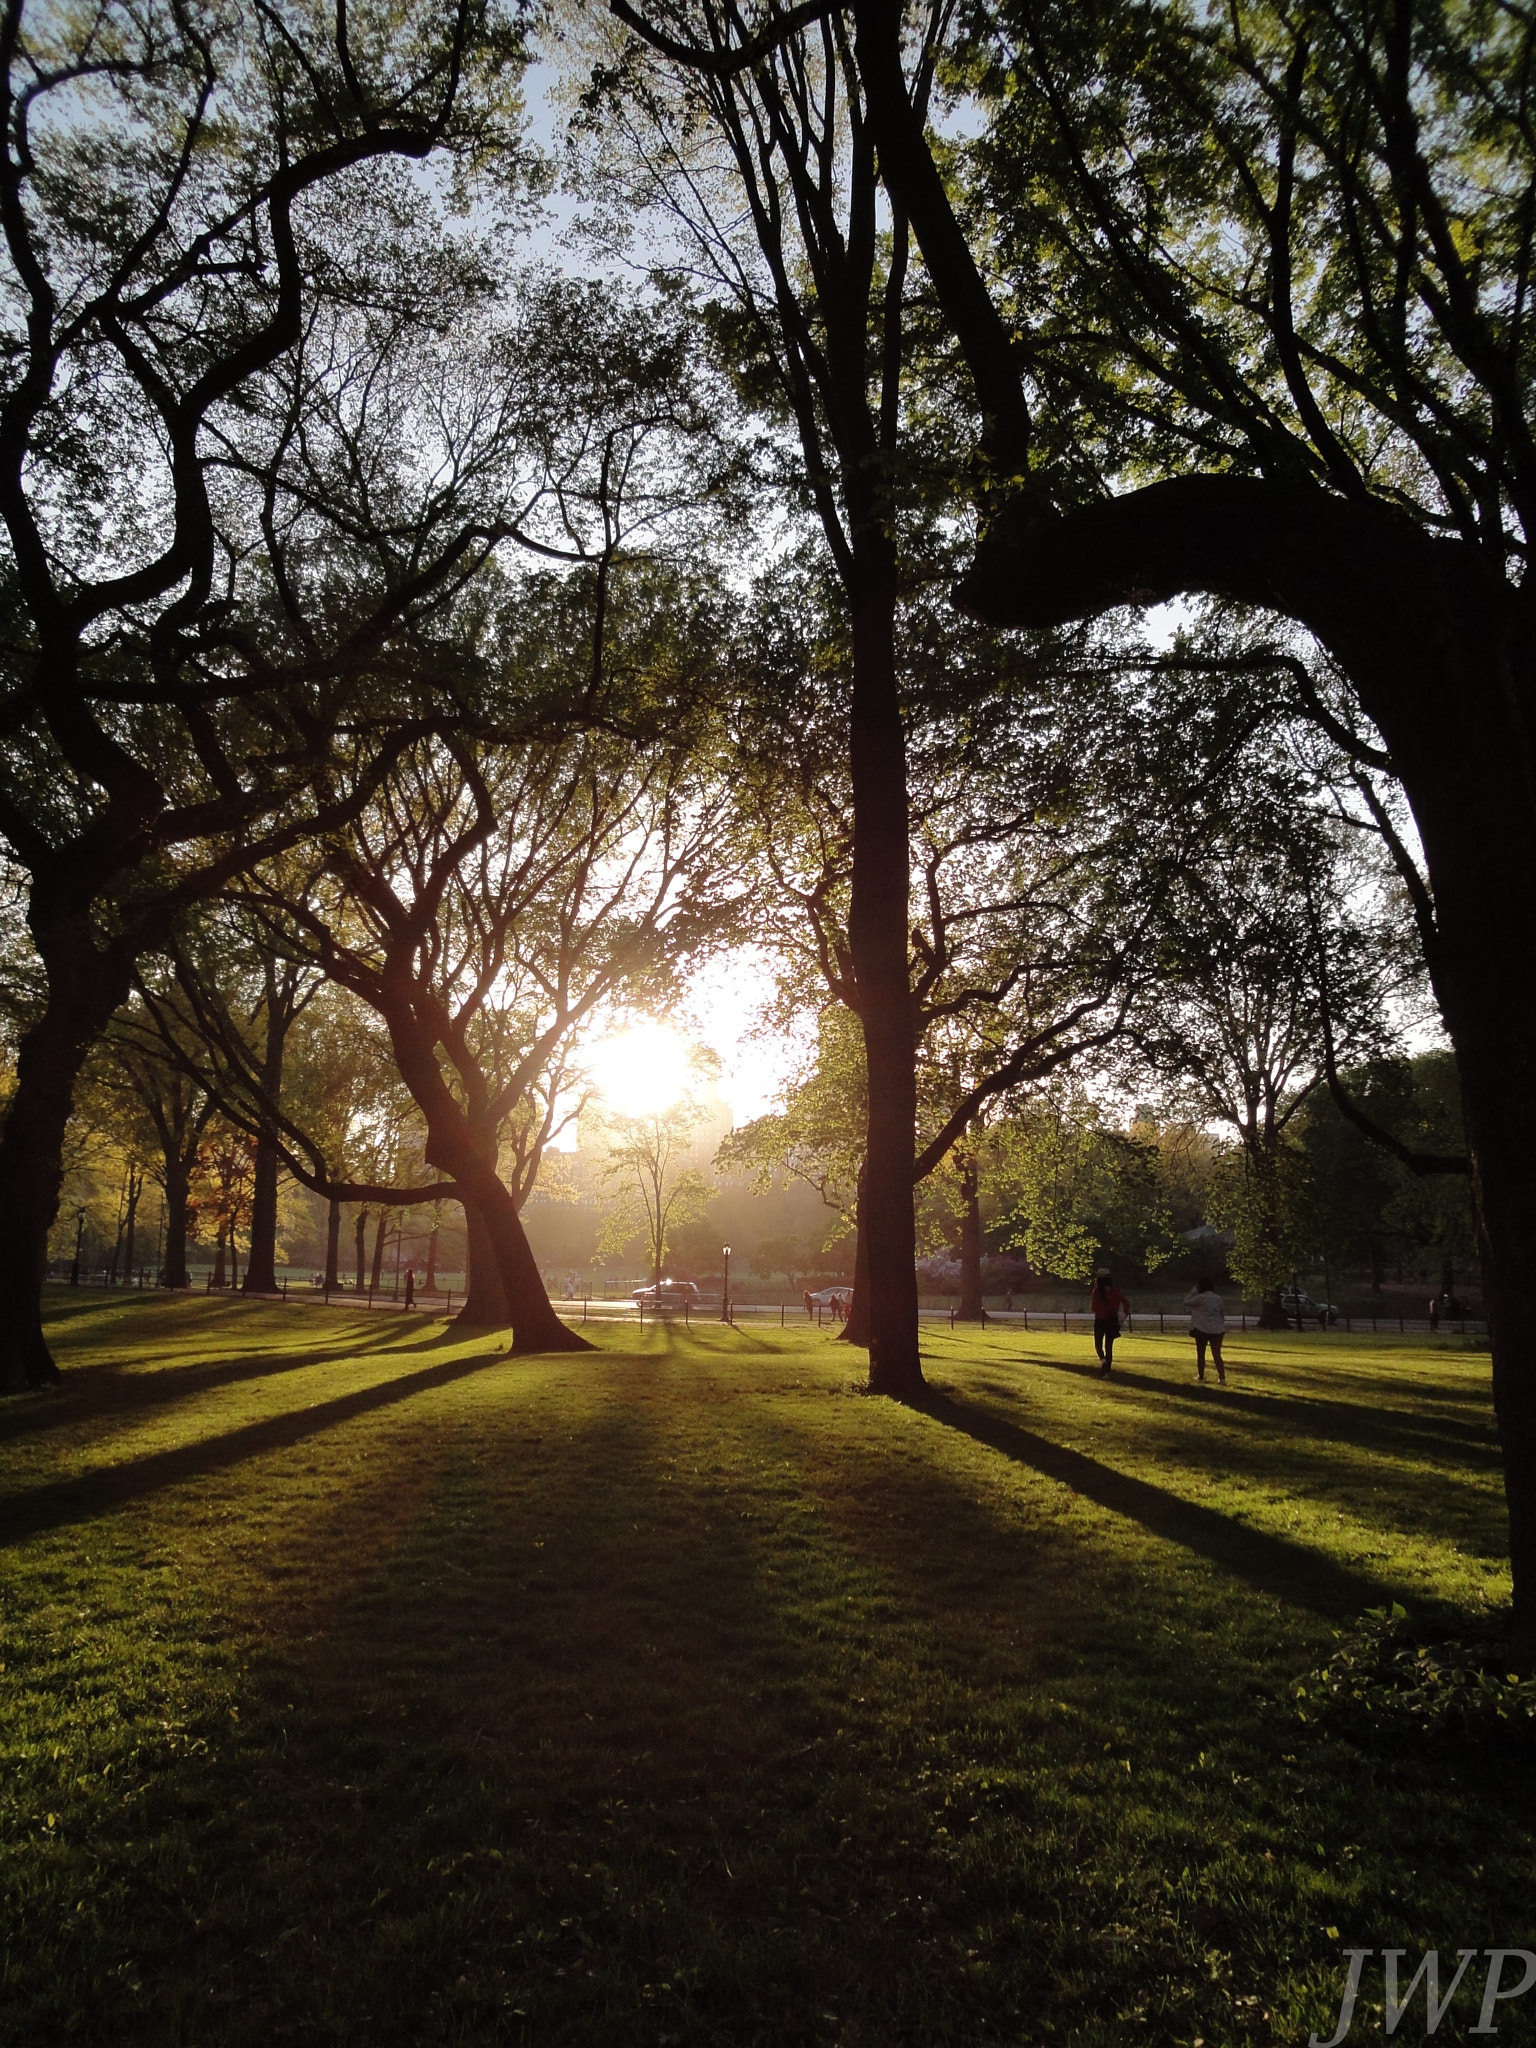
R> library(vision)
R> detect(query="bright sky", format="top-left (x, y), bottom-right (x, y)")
top-left (573, 948), bottom-right (799, 1137)
top-left (680, 948), bottom-right (802, 1124)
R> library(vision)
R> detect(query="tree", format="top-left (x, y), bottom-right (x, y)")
top-left (721, 552), bottom-right (1181, 1335)
top-left (992, 1091), bottom-right (1176, 1287)
top-left (0, 0), bottom-right (528, 1388)
top-left (1129, 718), bottom-right (1412, 1320)
top-left (588, 0), bottom-right (970, 1391)
top-left (223, 717), bottom-right (735, 1346)
top-left (599, 1101), bottom-right (714, 1286)
top-left (847, 0), bottom-right (1536, 1640)
top-left (106, 1033), bottom-right (217, 1289)
top-left (1295, 1052), bottom-right (1476, 1296)
top-left (195, 1124), bottom-right (258, 1289)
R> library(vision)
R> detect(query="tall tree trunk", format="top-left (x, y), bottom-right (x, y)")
top-left (455, 1201), bottom-right (509, 1326)
top-left (0, 925), bottom-right (130, 1390)
top-left (324, 1199), bottom-right (341, 1291)
top-left (848, 575), bottom-right (923, 1395)
top-left (370, 1210), bottom-right (387, 1292)
top-left (956, 1152), bottom-right (984, 1321)
top-left (213, 1223), bottom-right (227, 1289)
top-left (424, 1214), bottom-right (439, 1292)
top-left (162, 1158), bottom-right (193, 1289)
top-left (841, 1165), bottom-right (871, 1346)
top-left (122, 1170), bottom-right (140, 1286)
top-left (1410, 775), bottom-right (1536, 1651)
top-left (354, 1208), bottom-right (368, 1292)
top-left (242, 987), bottom-right (290, 1294)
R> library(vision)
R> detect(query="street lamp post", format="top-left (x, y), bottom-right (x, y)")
top-left (71, 1205), bottom-right (85, 1286)
top-left (720, 1244), bottom-right (732, 1323)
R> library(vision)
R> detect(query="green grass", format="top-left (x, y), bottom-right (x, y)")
top-left (2, 1292), bottom-right (1532, 2045)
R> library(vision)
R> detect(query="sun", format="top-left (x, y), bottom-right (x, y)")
top-left (585, 1022), bottom-right (695, 1119)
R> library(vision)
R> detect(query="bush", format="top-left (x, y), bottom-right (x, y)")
top-left (1291, 1604), bottom-right (1536, 1741)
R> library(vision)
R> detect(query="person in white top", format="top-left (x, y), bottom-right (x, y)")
top-left (1183, 1276), bottom-right (1227, 1384)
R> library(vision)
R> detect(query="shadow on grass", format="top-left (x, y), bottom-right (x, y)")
top-left (0, 1347), bottom-right (509, 1548)
top-left (912, 1385), bottom-right (1417, 1621)
top-left (0, 1322), bottom-right (462, 1445)
top-left (1011, 1349), bottom-right (1502, 1461)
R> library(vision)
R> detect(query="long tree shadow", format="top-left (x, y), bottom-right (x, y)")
top-left (1006, 1351), bottom-right (1502, 1459)
top-left (910, 1386), bottom-right (1423, 1622)
top-left (0, 1323), bottom-right (461, 1445)
top-left (0, 1348), bottom-right (510, 1547)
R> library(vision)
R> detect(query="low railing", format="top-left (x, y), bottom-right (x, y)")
top-left (43, 1272), bottom-right (1488, 1339)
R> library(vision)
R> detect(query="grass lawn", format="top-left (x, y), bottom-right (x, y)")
top-left (2, 1292), bottom-right (1532, 2046)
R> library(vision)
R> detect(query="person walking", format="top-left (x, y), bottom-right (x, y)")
top-left (1090, 1269), bottom-right (1131, 1375)
top-left (1183, 1275), bottom-right (1227, 1384)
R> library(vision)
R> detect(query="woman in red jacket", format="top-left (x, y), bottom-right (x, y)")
top-left (1089, 1269), bottom-right (1131, 1375)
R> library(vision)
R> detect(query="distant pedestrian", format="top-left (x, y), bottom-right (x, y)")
top-left (1429, 1293), bottom-right (1443, 1332)
top-left (1090, 1269), bottom-right (1130, 1375)
top-left (403, 1268), bottom-right (415, 1310)
top-left (1183, 1276), bottom-right (1227, 1384)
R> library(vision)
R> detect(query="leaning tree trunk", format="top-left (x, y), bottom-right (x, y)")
top-left (956, 1153), bottom-right (985, 1321)
top-left (455, 1201), bottom-right (510, 1326)
top-left (324, 1199), bottom-right (341, 1291)
top-left (847, 576), bottom-right (923, 1396)
top-left (462, 1168), bottom-right (586, 1353)
top-left (378, 987), bottom-right (591, 1355)
top-left (0, 918), bottom-right (131, 1390)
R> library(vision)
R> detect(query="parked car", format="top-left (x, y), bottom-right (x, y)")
top-left (632, 1279), bottom-right (700, 1308)
top-left (804, 1285), bottom-right (853, 1315)
top-left (1279, 1287), bottom-right (1339, 1326)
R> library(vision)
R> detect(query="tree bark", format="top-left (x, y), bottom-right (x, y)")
top-left (354, 1209), bottom-right (368, 1293)
top-left (242, 977), bottom-right (293, 1294)
top-left (121, 1171), bottom-right (141, 1286)
top-left (455, 1200), bottom-right (510, 1326)
top-left (370, 1210), bottom-right (387, 1292)
top-left (424, 1215), bottom-right (439, 1292)
top-left (324, 1198), bottom-right (341, 1291)
top-left (0, 939), bottom-right (128, 1386)
top-left (162, 1156), bottom-right (193, 1289)
top-left (213, 1224), bottom-right (228, 1290)
top-left (375, 989), bottom-right (590, 1353)
top-left (847, 577), bottom-right (924, 1395)
top-left (956, 1152), bottom-right (984, 1321)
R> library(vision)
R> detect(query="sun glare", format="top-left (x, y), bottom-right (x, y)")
top-left (586, 1022), bottom-right (695, 1119)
